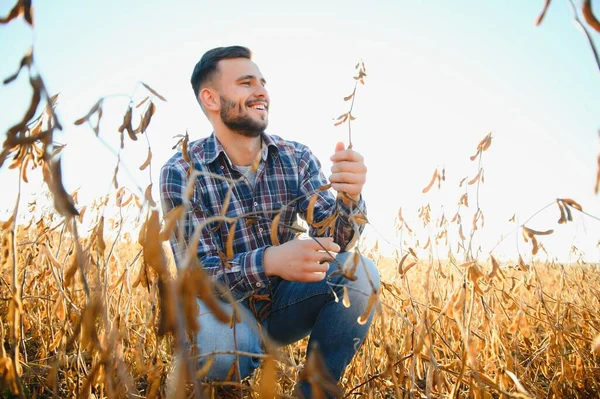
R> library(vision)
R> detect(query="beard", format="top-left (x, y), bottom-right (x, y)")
top-left (219, 95), bottom-right (268, 138)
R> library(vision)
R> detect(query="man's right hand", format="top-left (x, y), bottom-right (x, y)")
top-left (264, 237), bottom-right (341, 282)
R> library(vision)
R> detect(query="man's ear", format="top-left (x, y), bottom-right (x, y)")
top-left (199, 88), bottom-right (219, 112)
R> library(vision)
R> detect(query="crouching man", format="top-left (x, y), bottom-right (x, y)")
top-left (160, 46), bottom-right (379, 397)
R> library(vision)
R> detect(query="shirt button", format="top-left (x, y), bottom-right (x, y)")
top-left (220, 165), bottom-right (224, 170)
top-left (253, 201), bottom-right (258, 207)
top-left (258, 227), bottom-right (264, 233)
top-left (256, 282), bottom-right (262, 288)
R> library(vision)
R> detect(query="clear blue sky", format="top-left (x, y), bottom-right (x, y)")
top-left (1, 0), bottom-right (599, 263)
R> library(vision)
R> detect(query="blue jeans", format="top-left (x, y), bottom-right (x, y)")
top-left (195, 252), bottom-right (380, 395)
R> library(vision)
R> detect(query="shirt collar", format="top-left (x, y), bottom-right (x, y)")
top-left (199, 132), bottom-right (279, 165)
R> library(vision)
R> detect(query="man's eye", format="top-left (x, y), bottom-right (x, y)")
top-left (241, 81), bottom-right (251, 86)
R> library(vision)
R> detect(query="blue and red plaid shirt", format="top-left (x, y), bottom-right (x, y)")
top-left (160, 132), bottom-right (366, 295)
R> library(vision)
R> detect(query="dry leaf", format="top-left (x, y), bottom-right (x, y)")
top-left (357, 292), bottom-right (378, 325)
top-left (560, 198), bottom-right (582, 211)
top-left (422, 169), bottom-right (439, 194)
top-left (96, 216), bottom-right (106, 253)
top-left (196, 355), bottom-right (215, 379)
top-left (45, 158), bottom-right (79, 217)
top-left (348, 213), bottom-right (369, 225)
top-left (63, 247), bottom-right (79, 287)
top-left (503, 369), bottom-right (532, 397)
top-left (536, 0), bottom-right (552, 25)
top-left (583, 0), bottom-right (600, 32)
top-left (557, 200), bottom-right (567, 224)
top-left (343, 250), bottom-right (360, 280)
top-left (3, 50), bottom-right (33, 85)
top-left (400, 262), bottom-right (416, 278)
top-left (181, 131), bottom-right (190, 163)
top-left (141, 82), bottom-right (167, 101)
top-left (220, 185), bottom-right (233, 217)
top-left (423, 237), bottom-right (431, 250)
top-left (145, 184), bottom-right (156, 207)
top-left (256, 356), bottom-right (277, 398)
top-left (489, 255), bottom-right (504, 280)
top-left (139, 148), bottom-right (153, 171)
top-left (565, 203), bottom-right (573, 221)
top-left (522, 226), bottom-right (554, 237)
top-left (468, 169), bottom-right (482, 185)
top-left (408, 247), bottom-right (418, 260)
top-left (270, 213), bottom-right (281, 246)
top-left (143, 210), bottom-right (167, 275)
top-left (333, 112), bottom-right (349, 126)
top-left (118, 105), bottom-right (136, 142)
top-left (185, 170), bottom-right (200, 202)
top-left (459, 225), bottom-right (466, 241)
top-left (156, 278), bottom-right (177, 337)
top-left (159, 205), bottom-right (185, 241)
top-left (5, 76), bottom-right (42, 140)
top-left (477, 133), bottom-right (493, 152)
top-left (135, 101), bottom-right (156, 133)
top-left (469, 148), bottom-right (481, 162)
top-left (53, 294), bottom-right (66, 322)
top-left (342, 286), bottom-right (350, 308)
top-left (397, 253), bottom-right (409, 275)
top-left (225, 362), bottom-right (238, 382)
top-left (307, 193), bottom-right (319, 225)
top-left (0, 0), bottom-right (32, 26)
top-left (592, 333), bottom-right (600, 354)
top-left (136, 96), bottom-right (150, 109)
top-left (226, 221), bottom-right (237, 259)
top-left (74, 98), bottom-right (104, 135)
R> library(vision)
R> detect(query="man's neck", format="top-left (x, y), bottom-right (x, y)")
top-left (215, 128), bottom-right (262, 166)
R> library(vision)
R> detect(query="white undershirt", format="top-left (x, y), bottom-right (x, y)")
top-left (235, 164), bottom-right (257, 190)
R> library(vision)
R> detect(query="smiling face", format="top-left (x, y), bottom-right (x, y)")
top-left (212, 58), bottom-right (270, 138)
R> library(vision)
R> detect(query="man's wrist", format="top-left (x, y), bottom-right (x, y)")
top-left (263, 246), bottom-right (276, 277)
top-left (339, 192), bottom-right (361, 207)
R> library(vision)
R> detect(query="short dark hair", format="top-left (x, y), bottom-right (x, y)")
top-left (190, 46), bottom-right (252, 100)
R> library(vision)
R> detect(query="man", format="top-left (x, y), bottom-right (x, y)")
top-left (160, 46), bottom-right (379, 397)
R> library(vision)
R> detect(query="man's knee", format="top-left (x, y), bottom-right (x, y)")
top-left (203, 345), bottom-right (261, 381)
top-left (335, 252), bottom-right (380, 292)
top-left (360, 254), bottom-right (380, 292)
top-left (196, 300), bottom-right (263, 381)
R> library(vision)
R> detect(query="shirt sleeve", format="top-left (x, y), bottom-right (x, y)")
top-left (160, 161), bottom-right (270, 294)
top-left (296, 146), bottom-right (367, 249)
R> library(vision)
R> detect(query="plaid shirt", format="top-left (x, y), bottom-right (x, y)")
top-left (160, 132), bottom-right (366, 295)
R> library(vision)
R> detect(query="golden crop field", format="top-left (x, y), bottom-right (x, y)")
top-left (2, 1), bottom-right (600, 398)
top-left (1, 191), bottom-right (600, 398)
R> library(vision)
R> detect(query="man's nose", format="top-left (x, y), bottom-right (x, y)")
top-left (254, 84), bottom-right (269, 99)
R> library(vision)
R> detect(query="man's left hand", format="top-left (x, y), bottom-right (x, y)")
top-left (329, 142), bottom-right (367, 202)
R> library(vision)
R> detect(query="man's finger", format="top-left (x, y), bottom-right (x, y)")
top-left (331, 183), bottom-right (360, 195)
top-left (303, 262), bottom-right (330, 273)
top-left (329, 172), bottom-right (366, 185)
top-left (330, 161), bottom-right (367, 174)
top-left (330, 149), bottom-right (363, 163)
top-left (311, 237), bottom-right (340, 251)
top-left (307, 248), bottom-right (338, 263)
top-left (302, 272), bottom-right (326, 282)
top-left (298, 260), bottom-right (329, 276)
top-left (318, 256), bottom-right (335, 264)
top-left (334, 141), bottom-right (345, 153)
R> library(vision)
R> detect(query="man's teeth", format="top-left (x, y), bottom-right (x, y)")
top-left (250, 104), bottom-right (266, 110)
